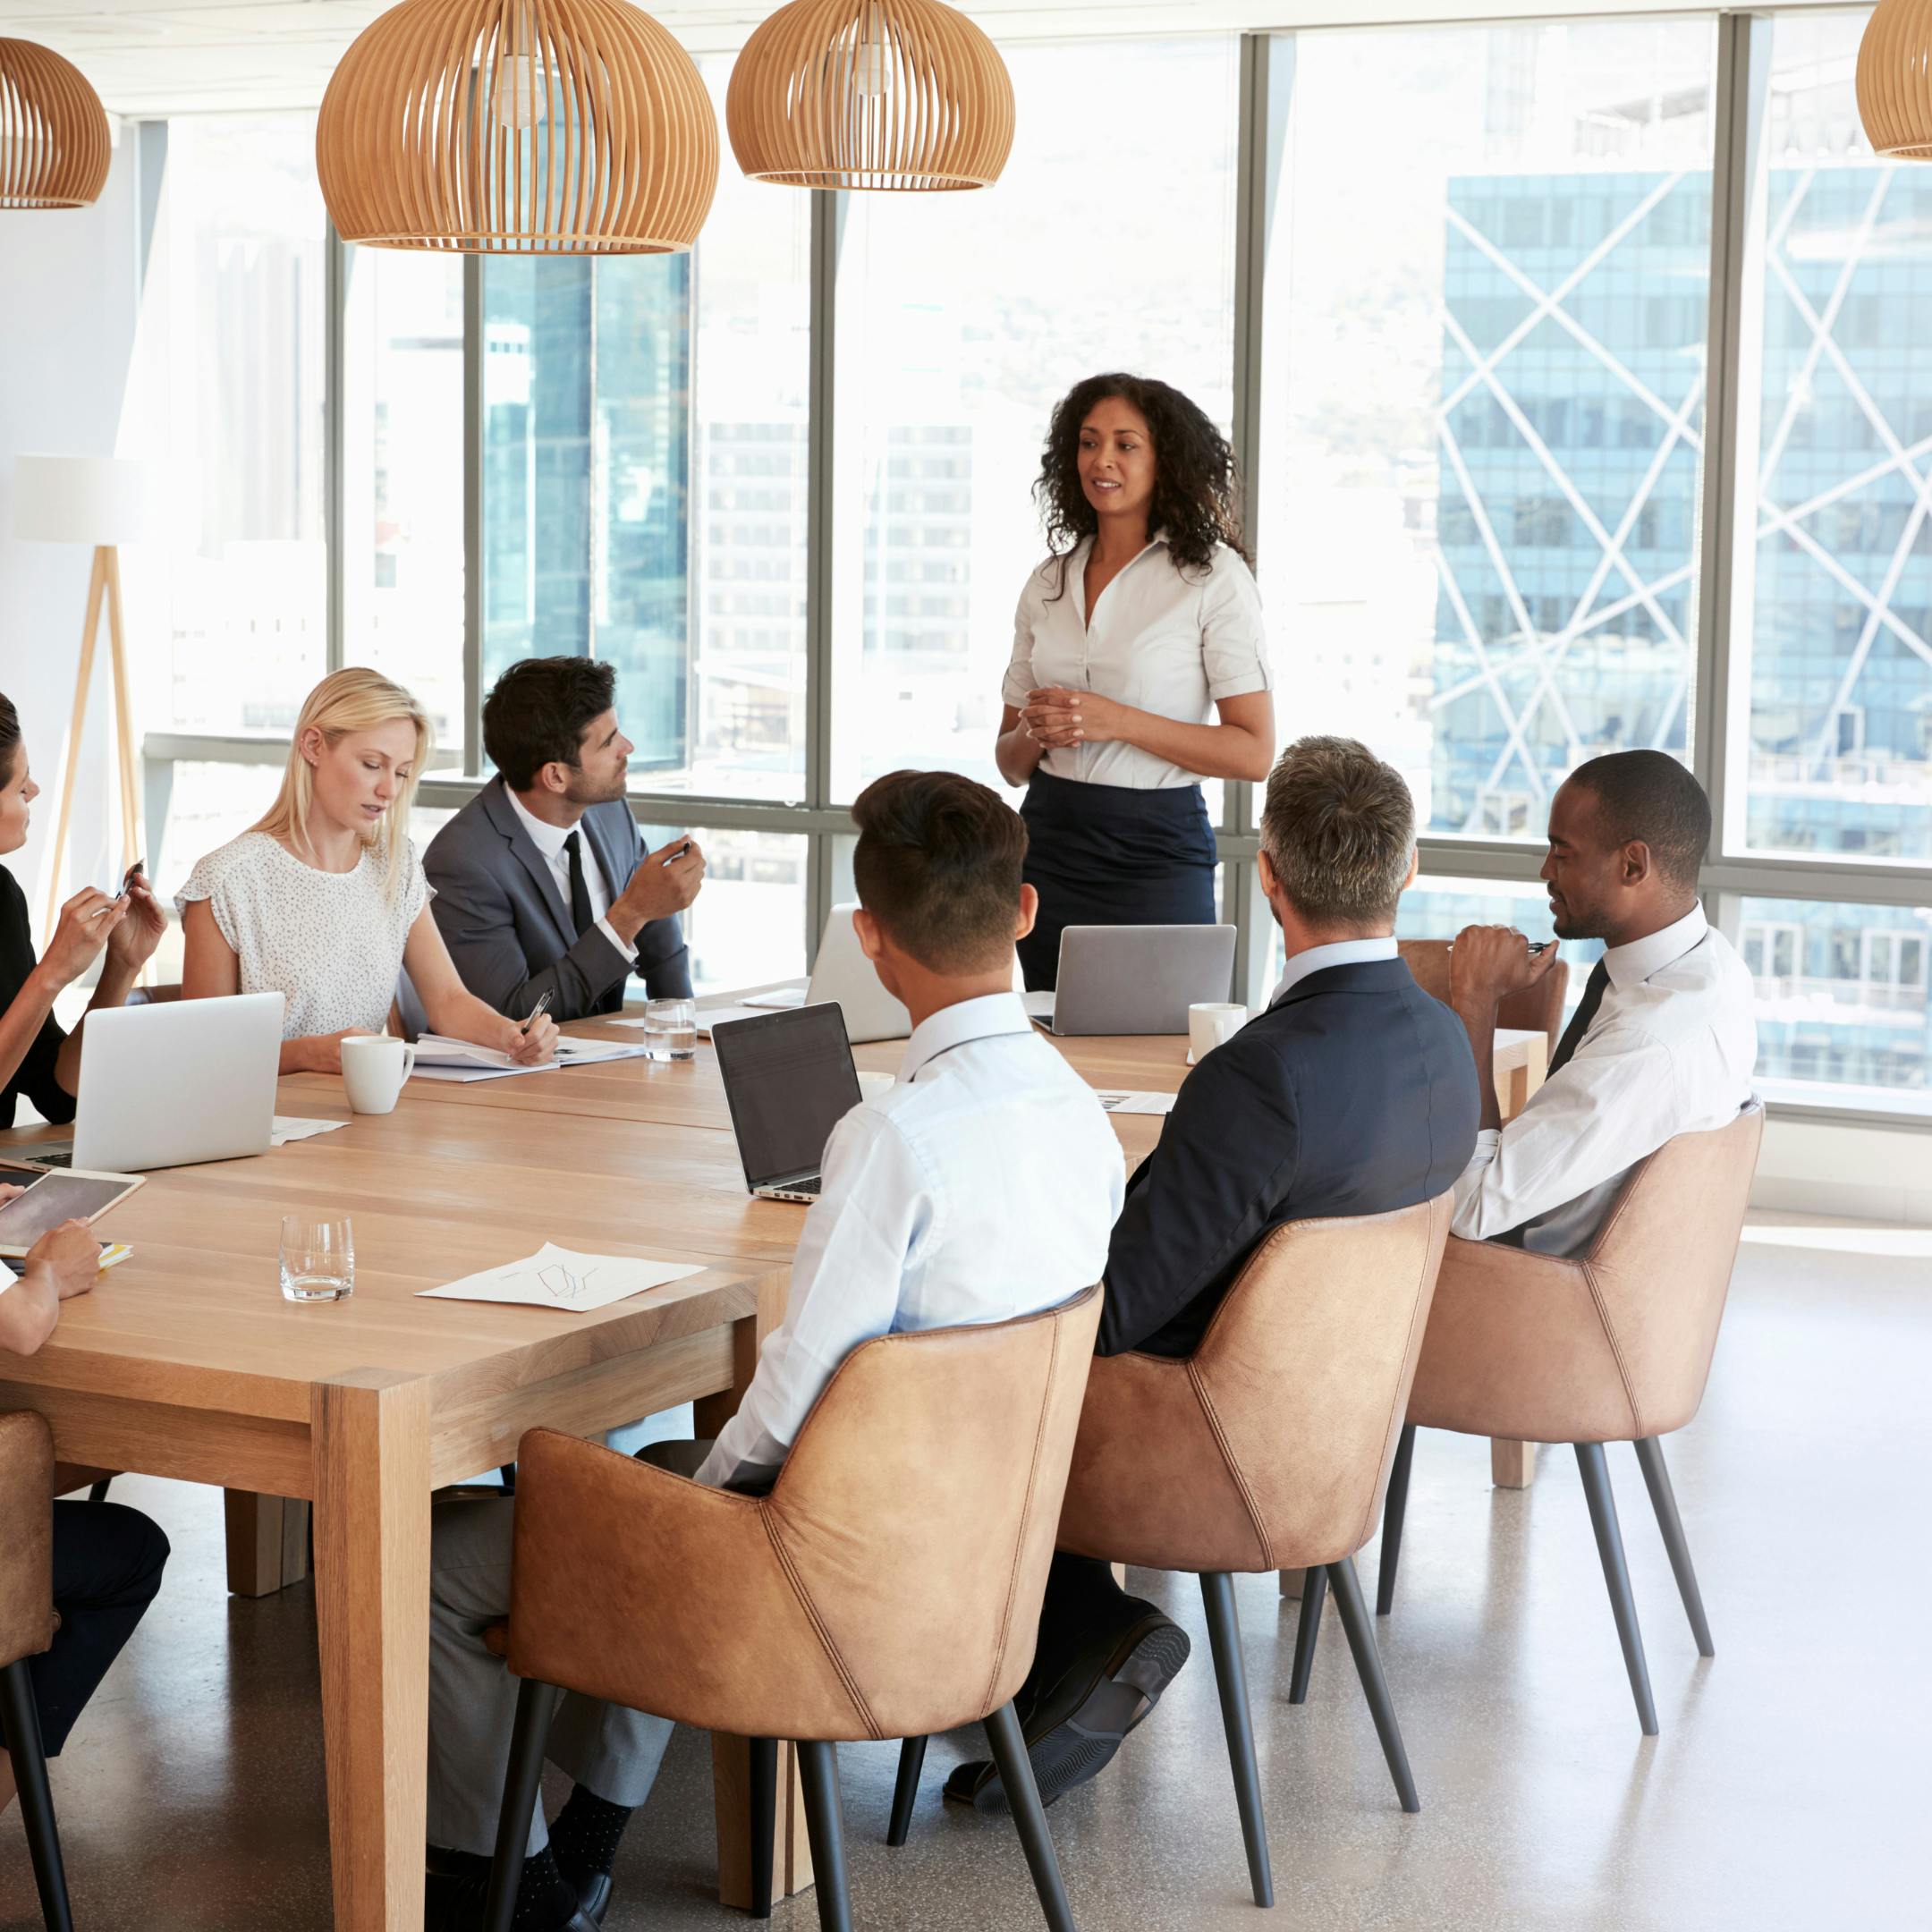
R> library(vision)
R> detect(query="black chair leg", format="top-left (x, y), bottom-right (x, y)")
top-left (1326, 1556), bottom-right (1420, 1814)
top-left (484, 1677), bottom-right (555, 1932)
top-left (796, 1740), bottom-right (853, 1932)
top-left (85, 1478), bottom-right (113, 1504)
top-left (748, 1735), bottom-right (778, 1916)
top-left (1377, 1423), bottom-right (1417, 1616)
top-left (1199, 1572), bottom-right (1273, 1908)
top-left (885, 1734), bottom-right (927, 1848)
top-left (985, 1701), bottom-right (1077, 1932)
top-left (1575, 1442), bottom-right (1659, 1736)
top-left (498, 1462), bottom-right (517, 1494)
top-left (0, 1658), bottom-right (73, 1932)
top-left (1287, 1564), bottom-right (1326, 1705)
top-left (1632, 1436), bottom-right (1714, 1658)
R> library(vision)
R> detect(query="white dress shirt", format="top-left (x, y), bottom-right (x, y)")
top-left (1002, 534), bottom-right (1270, 791)
top-left (504, 787), bottom-right (636, 966)
top-left (1451, 906), bottom-right (1757, 1257)
top-left (696, 992), bottom-right (1126, 1489)
top-left (1267, 935), bottom-right (1399, 1007)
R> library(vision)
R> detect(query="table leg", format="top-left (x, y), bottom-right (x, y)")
top-left (694, 1267), bottom-right (787, 1441)
top-left (1491, 1440), bottom-right (1538, 1488)
top-left (712, 1734), bottom-right (814, 1910)
top-left (1277, 1568), bottom-right (1308, 1599)
top-left (224, 1491), bottom-right (311, 1597)
top-left (313, 1371), bottom-right (432, 1931)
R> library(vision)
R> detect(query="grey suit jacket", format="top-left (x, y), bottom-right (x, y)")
top-left (422, 777), bottom-right (691, 1021)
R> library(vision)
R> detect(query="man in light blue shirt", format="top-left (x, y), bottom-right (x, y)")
top-left (422, 769), bottom-right (1124, 1932)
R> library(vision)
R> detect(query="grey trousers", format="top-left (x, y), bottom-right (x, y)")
top-left (428, 1496), bottom-right (676, 1857)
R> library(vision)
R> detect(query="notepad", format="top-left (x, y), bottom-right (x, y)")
top-left (1093, 1091), bottom-right (1176, 1116)
top-left (417, 1242), bottom-right (703, 1313)
top-left (271, 1116), bottom-right (349, 1147)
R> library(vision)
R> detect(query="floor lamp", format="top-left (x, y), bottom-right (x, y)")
top-left (12, 454), bottom-right (149, 935)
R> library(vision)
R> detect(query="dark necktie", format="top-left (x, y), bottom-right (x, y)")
top-left (563, 830), bottom-right (595, 940)
top-left (1546, 957), bottom-right (1610, 1078)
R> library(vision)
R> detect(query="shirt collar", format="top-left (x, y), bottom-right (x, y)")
top-left (1268, 936), bottom-right (1398, 1009)
top-left (504, 785), bottom-right (578, 865)
top-left (1601, 903), bottom-right (1708, 991)
top-left (898, 991), bottom-right (1034, 1082)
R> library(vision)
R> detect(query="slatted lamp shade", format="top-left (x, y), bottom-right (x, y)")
top-left (316, 0), bottom-right (718, 253)
top-left (1858, 0), bottom-right (1932, 158)
top-left (0, 39), bottom-right (111, 210)
top-left (727, 0), bottom-right (1014, 192)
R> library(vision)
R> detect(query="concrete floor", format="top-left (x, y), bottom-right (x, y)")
top-left (4, 1212), bottom-right (1928, 1931)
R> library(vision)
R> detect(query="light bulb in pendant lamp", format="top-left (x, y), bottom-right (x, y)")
top-left (0, 39), bottom-right (111, 210)
top-left (1858, 0), bottom-right (1932, 159)
top-left (727, 0), bottom-right (1015, 192)
top-left (316, 0), bottom-right (718, 255)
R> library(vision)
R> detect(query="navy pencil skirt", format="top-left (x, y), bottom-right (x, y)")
top-left (1017, 770), bottom-right (1218, 991)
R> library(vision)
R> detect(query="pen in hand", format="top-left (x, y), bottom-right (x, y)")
top-left (520, 990), bottom-right (555, 1036)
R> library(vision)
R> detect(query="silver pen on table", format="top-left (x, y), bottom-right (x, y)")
top-left (520, 990), bottom-right (555, 1036)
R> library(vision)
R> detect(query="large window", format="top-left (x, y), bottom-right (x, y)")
top-left (1258, 19), bottom-right (1716, 836)
top-left (1730, 12), bottom-right (1932, 869)
top-left (827, 37), bottom-right (1241, 799)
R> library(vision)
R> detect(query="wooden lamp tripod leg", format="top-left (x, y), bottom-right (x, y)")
top-left (103, 546), bottom-right (141, 871)
top-left (43, 547), bottom-right (109, 936)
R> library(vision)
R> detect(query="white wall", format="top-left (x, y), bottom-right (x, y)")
top-left (0, 132), bottom-right (142, 940)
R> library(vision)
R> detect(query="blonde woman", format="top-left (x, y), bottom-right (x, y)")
top-left (180, 669), bottom-right (560, 1075)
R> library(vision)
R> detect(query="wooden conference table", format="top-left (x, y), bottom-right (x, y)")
top-left (0, 1007), bottom-right (1546, 1932)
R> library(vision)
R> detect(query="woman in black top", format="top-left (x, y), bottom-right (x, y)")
top-left (0, 690), bottom-right (166, 1127)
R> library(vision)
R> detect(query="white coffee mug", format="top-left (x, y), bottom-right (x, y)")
top-left (341, 1035), bottom-right (417, 1115)
top-left (1188, 1001), bottom-right (1250, 1065)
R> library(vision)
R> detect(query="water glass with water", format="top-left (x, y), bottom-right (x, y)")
top-left (642, 997), bottom-right (698, 1063)
top-left (280, 1215), bottom-right (354, 1302)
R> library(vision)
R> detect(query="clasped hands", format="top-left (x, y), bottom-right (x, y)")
top-left (1447, 923), bottom-right (1561, 1018)
top-left (1021, 687), bottom-right (1128, 749)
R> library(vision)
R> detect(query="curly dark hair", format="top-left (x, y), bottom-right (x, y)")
top-left (1034, 373), bottom-right (1250, 597)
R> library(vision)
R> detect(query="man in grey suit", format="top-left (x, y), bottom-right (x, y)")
top-left (425, 657), bottom-right (705, 1021)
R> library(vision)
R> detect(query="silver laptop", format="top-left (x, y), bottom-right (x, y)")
top-left (711, 1002), bottom-right (862, 1202)
top-left (741, 904), bottom-right (913, 1044)
top-left (7, 992), bottom-right (284, 1174)
top-left (1029, 925), bottom-right (1237, 1037)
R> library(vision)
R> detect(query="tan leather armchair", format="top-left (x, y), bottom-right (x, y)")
top-left (1339, 1101), bottom-right (1765, 1739)
top-left (1051, 1197), bottom-right (1452, 1909)
top-left (1398, 936), bottom-right (1571, 1049)
top-left (483, 1285), bottom-right (1104, 1932)
top-left (1, 1410), bottom-right (74, 1932)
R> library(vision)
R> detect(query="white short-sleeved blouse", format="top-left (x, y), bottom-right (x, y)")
top-left (1001, 534), bottom-right (1271, 790)
top-left (175, 831), bottom-right (431, 1040)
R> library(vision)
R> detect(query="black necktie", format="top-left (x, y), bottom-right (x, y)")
top-left (1546, 957), bottom-right (1610, 1078)
top-left (563, 830), bottom-right (594, 940)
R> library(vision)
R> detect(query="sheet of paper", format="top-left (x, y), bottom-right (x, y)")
top-left (270, 1116), bottom-right (349, 1147)
top-left (409, 1062), bottom-right (545, 1084)
top-left (552, 1038), bottom-right (654, 1065)
top-left (413, 1033), bottom-right (520, 1070)
top-left (417, 1241), bottom-right (703, 1313)
top-left (1092, 1090), bottom-right (1176, 1116)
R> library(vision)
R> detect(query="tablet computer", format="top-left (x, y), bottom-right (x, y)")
top-left (0, 1169), bottom-right (144, 1257)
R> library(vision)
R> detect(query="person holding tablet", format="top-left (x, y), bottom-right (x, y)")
top-left (0, 1196), bottom-right (170, 1820)
top-left (0, 691), bottom-right (167, 1130)
top-left (995, 373), bottom-right (1275, 988)
top-left (179, 669), bottom-right (559, 1074)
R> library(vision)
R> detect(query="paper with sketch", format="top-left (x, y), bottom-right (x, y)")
top-left (1093, 1091), bottom-right (1176, 1116)
top-left (270, 1116), bottom-right (349, 1146)
top-left (417, 1242), bottom-right (703, 1313)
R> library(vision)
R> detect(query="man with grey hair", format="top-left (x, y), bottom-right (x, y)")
top-left (947, 734), bottom-right (1481, 1818)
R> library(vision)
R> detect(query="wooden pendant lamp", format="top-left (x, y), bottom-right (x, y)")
top-left (316, 0), bottom-right (718, 253)
top-left (727, 0), bottom-right (1014, 191)
top-left (1858, 0), bottom-right (1932, 158)
top-left (0, 39), bottom-right (111, 209)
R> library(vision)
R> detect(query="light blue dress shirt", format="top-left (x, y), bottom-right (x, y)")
top-left (696, 990), bottom-right (1126, 1489)
top-left (1267, 935), bottom-right (1399, 1007)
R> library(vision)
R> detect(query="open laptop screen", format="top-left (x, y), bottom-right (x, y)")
top-left (712, 1004), bottom-right (863, 1191)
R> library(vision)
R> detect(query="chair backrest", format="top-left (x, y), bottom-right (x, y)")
top-left (1059, 1196), bottom-right (1452, 1575)
top-left (761, 1282), bottom-right (1103, 1731)
top-left (1399, 937), bottom-right (1571, 1052)
top-left (1583, 1097), bottom-right (1765, 1435)
top-left (0, 1411), bottom-right (55, 1671)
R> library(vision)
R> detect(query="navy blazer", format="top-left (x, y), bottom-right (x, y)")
top-left (1098, 955), bottom-right (1480, 1359)
top-left (422, 777), bottom-right (691, 1021)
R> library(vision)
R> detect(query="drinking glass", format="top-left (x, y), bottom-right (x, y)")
top-left (642, 997), bottom-right (698, 1063)
top-left (280, 1215), bottom-right (354, 1302)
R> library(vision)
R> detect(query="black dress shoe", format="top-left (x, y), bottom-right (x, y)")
top-left (572, 1869), bottom-right (613, 1926)
top-left (424, 1863), bottom-right (602, 1932)
top-left (943, 1608), bottom-right (1191, 1814)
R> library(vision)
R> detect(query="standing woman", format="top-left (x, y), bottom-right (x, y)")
top-left (996, 374), bottom-right (1274, 989)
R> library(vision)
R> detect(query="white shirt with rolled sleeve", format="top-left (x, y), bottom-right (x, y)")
top-left (1002, 534), bottom-right (1270, 791)
top-left (503, 786), bottom-right (637, 969)
top-left (695, 991), bottom-right (1126, 1490)
top-left (1450, 906), bottom-right (1757, 1257)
